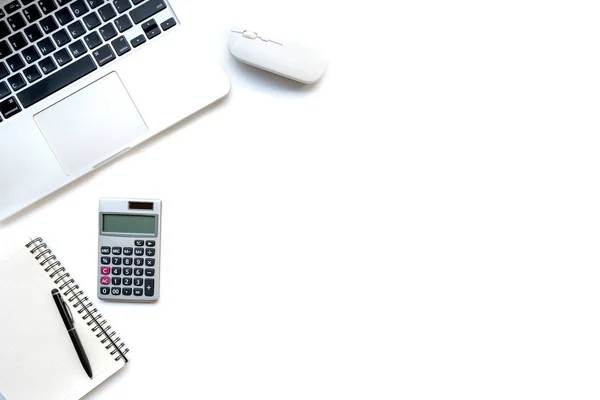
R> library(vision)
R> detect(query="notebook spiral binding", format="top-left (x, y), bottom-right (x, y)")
top-left (25, 237), bottom-right (129, 363)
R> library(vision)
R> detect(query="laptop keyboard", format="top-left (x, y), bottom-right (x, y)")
top-left (0, 0), bottom-right (177, 122)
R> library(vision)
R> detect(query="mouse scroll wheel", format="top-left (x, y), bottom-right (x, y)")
top-left (242, 31), bottom-right (258, 39)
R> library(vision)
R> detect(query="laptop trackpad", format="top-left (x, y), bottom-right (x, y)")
top-left (34, 72), bottom-right (148, 175)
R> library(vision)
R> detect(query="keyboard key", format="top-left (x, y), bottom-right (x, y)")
top-left (4, 1), bottom-right (21, 15)
top-left (110, 287), bottom-right (121, 296)
top-left (146, 26), bottom-right (160, 40)
top-left (123, 247), bottom-right (133, 256)
top-left (0, 63), bottom-right (8, 79)
top-left (123, 257), bottom-right (133, 266)
top-left (23, 65), bottom-right (42, 83)
top-left (100, 286), bottom-right (110, 295)
top-left (133, 288), bottom-right (143, 296)
top-left (38, 55), bottom-right (57, 74)
top-left (134, 248), bottom-right (144, 256)
top-left (8, 13), bottom-right (27, 31)
top-left (123, 277), bottom-right (132, 286)
top-left (0, 22), bottom-right (9, 41)
top-left (52, 29), bottom-right (71, 47)
top-left (19, 55), bottom-right (96, 107)
top-left (123, 267), bottom-right (133, 275)
top-left (55, 7), bottom-right (74, 25)
top-left (112, 256), bottom-right (122, 265)
top-left (132, 0), bottom-right (144, 4)
top-left (0, 41), bottom-right (12, 58)
top-left (134, 240), bottom-right (144, 246)
top-left (70, 0), bottom-right (89, 17)
top-left (144, 278), bottom-right (154, 296)
top-left (7, 73), bottom-right (25, 90)
top-left (111, 277), bottom-right (121, 285)
top-left (112, 267), bottom-right (122, 275)
top-left (114, 0), bottom-right (132, 13)
top-left (23, 4), bottom-right (42, 23)
top-left (134, 277), bottom-right (143, 286)
top-left (123, 288), bottom-right (132, 296)
top-left (83, 31), bottom-right (101, 49)
top-left (37, 37), bottom-right (55, 55)
top-left (145, 268), bottom-right (155, 277)
top-left (140, 18), bottom-right (156, 33)
top-left (134, 268), bottom-right (143, 277)
top-left (145, 258), bottom-right (155, 267)
top-left (67, 20), bottom-right (86, 38)
top-left (130, 0), bottom-right (165, 24)
top-left (134, 258), bottom-right (144, 266)
top-left (0, 97), bottom-right (21, 119)
top-left (83, 12), bottom-right (101, 30)
top-left (100, 256), bottom-right (110, 264)
top-left (40, 15), bottom-right (59, 34)
top-left (111, 36), bottom-right (130, 56)
top-left (145, 248), bottom-right (155, 256)
top-left (6, 54), bottom-right (24, 72)
top-left (0, 82), bottom-right (9, 99)
top-left (22, 46), bottom-right (40, 63)
top-left (38, 0), bottom-right (58, 14)
top-left (54, 48), bottom-right (72, 66)
top-left (24, 24), bottom-right (44, 43)
top-left (86, 0), bottom-right (104, 9)
top-left (146, 240), bottom-right (155, 247)
top-left (8, 33), bottom-right (27, 51)
top-left (99, 22), bottom-right (117, 41)
top-left (114, 14), bottom-right (132, 33)
top-left (56, 0), bottom-right (74, 5)
top-left (160, 17), bottom-right (176, 31)
top-left (92, 43), bottom-right (115, 66)
top-left (98, 3), bottom-right (116, 21)
top-left (68, 39), bottom-right (86, 57)
top-left (112, 247), bottom-right (122, 255)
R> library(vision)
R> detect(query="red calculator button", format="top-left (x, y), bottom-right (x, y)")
top-left (101, 267), bottom-right (110, 275)
top-left (100, 276), bottom-right (110, 285)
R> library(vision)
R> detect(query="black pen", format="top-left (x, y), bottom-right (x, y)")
top-left (52, 289), bottom-right (93, 379)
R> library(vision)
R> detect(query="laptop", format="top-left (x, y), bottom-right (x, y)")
top-left (0, 0), bottom-right (230, 221)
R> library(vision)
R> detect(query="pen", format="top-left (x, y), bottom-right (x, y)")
top-left (52, 289), bottom-right (93, 379)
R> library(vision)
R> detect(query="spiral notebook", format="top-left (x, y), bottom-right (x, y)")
top-left (0, 238), bottom-right (129, 400)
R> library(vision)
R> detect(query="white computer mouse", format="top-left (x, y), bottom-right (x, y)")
top-left (228, 26), bottom-right (327, 84)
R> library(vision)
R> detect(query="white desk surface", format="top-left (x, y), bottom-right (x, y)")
top-left (2, 0), bottom-right (600, 398)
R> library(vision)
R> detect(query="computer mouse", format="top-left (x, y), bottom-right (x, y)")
top-left (228, 26), bottom-right (327, 84)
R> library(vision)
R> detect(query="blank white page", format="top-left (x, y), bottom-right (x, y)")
top-left (0, 247), bottom-right (125, 400)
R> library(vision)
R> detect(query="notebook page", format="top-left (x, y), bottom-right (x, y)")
top-left (0, 247), bottom-right (124, 400)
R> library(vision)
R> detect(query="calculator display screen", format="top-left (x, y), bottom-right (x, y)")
top-left (102, 214), bottom-right (156, 235)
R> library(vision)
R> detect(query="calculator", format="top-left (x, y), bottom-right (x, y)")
top-left (98, 198), bottom-right (162, 302)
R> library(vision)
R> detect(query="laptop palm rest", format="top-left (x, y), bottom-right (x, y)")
top-left (34, 72), bottom-right (148, 176)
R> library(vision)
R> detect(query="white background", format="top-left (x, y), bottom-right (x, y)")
top-left (2, 0), bottom-right (600, 398)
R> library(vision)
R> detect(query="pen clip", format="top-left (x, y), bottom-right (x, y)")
top-left (58, 291), bottom-right (74, 324)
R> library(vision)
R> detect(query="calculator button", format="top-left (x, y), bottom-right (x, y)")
top-left (134, 258), bottom-right (144, 266)
top-left (100, 286), bottom-right (110, 295)
top-left (134, 278), bottom-right (143, 286)
top-left (112, 267), bottom-right (122, 275)
top-left (111, 277), bottom-right (122, 285)
top-left (123, 247), bottom-right (133, 256)
top-left (134, 240), bottom-right (144, 246)
top-left (134, 288), bottom-right (143, 296)
top-left (100, 276), bottom-right (110, 285)
top-left (123, 257), bottom-right (133, 266)
top-left (100, 266), bottom-right (110, 275)
top-left (146, 240), bottom-right (155, 247)
top-left (134, 248), bottom-right (144, 256)
top-left (123, 288), bottom-right (132, 296)
top-left (101, 256), bottom-right (110, 264)
top-left (111, 287), bottom-right (121, 296)
top-left (145, 248), bottom-right (155, 256)
top-left (112, 247), bottom-right (122, 255)
top-left (145, 268), bottom-right (155, 277)
top-left (123, 277), bottom-right (132, 286)
top-left (101, 246), bottom-right (111, 255)
top-left (123, 267), bottom-right (133, 276)
top-left (145, 258), bottom-right (155, 267)
top-left (112, 257), bottom-right (122, 265)
top-left (134, 268), bottom-right (143, 276)
top-left (144, 278), bottom-right (155, 297)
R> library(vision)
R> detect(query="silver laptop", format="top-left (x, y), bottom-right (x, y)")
top-left (0, 0), bottom-right (230, 221)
